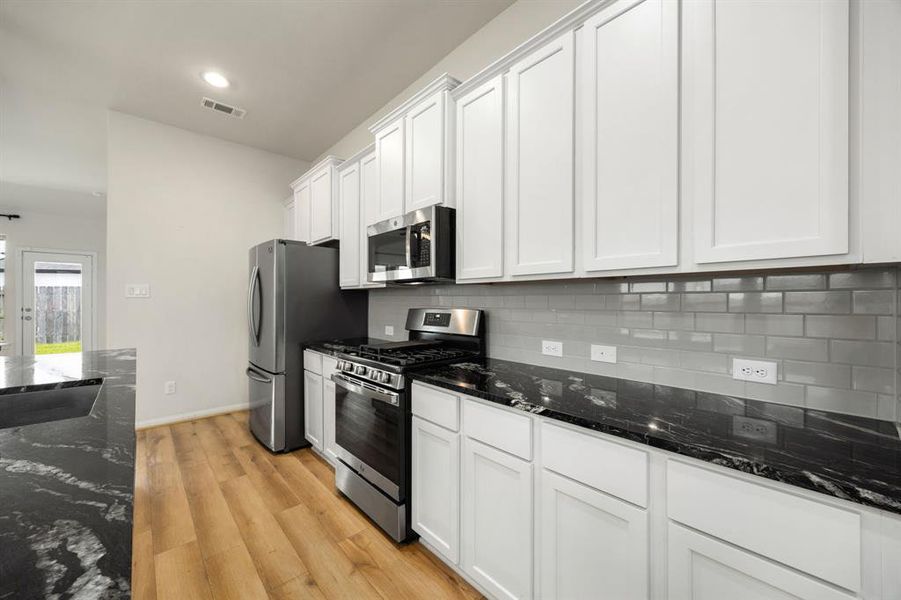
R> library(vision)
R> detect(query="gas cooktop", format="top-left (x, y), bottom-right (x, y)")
top-left (337, 340), bottom-right (479, 369)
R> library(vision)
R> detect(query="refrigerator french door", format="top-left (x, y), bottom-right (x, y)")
top-left (246, 240), bottom-right (367, 452)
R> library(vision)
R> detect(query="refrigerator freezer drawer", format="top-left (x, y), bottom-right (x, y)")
top-left (247, 365), bottom-right (285, 451)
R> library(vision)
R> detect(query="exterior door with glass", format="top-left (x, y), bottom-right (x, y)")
top-left (20, 251), bottom-right (94, 355)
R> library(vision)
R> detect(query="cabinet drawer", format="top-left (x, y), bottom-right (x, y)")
top-left (322, 356), bottom-right (338, 379)
top-left (412, 383), bottom-right (460, 431)
top-left (667, 460), bottom-right (861, 592)
top-left (541, 422), bottom-right (648, 508)
top-left (463, 399), bottom-right (532, 460)
top-left (303, 350), bottom-right (322, 375)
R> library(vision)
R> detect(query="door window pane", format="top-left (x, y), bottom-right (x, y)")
top-left (33, 261), bottom-right (82, 355)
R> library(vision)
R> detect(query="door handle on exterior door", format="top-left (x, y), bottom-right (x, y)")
top-left (247, 266), bottom-right (260, 346)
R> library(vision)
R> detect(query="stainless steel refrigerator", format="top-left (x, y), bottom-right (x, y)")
top-left (247, 239), bottom-right (367, 452)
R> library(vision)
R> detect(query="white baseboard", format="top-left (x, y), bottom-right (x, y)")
top-left (135, 402), bottom-right (249, 430)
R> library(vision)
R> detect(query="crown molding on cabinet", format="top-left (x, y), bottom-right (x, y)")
top-left (290, 155), bottom-right (345, 188)
top-left (451, 0), bottom-right (612, 100)
top-left (368, 73), bottom-right (461, 134)
top-left (336, 143), bottom-right (376, 172)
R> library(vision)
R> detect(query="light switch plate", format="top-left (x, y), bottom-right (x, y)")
top-left (541, 340), bottom-right (563, 357)
top-left (591, 344), bottom-right (617, 363)
top-left (164, 381), bottom-right (176, 395)
top-left (732, 358), bottom-right (778, 384)
top-left (126, 283), bottom-right (151, 298)
top-left (384, 325), bottom-right (394, 336)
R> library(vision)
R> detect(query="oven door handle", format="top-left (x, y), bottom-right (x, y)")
top-left (332, 373), bottom-right (399, 406)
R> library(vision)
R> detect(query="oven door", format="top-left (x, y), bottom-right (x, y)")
top-left (332, 373), bottom-right (404, 500)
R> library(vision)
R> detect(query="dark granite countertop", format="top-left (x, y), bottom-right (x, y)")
top-left (0, 349), bottom-right (136, 599)
top-left (410, 357), bottom-right (901, 516)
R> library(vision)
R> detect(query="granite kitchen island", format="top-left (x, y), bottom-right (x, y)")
top-left (0, 349), bottom-right (136, 599)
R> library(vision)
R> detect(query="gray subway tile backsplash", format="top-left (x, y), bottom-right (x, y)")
top-left (369, 266), bottom-right (900, 422)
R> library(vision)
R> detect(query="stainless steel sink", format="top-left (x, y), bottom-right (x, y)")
top-left (0, 379), bottom-right (103, 430)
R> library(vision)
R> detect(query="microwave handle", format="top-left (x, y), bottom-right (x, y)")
top-left (404, 225), bottom-right (412, 269)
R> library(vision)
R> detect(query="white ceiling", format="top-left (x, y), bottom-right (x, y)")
top-left (0, 0), bottom-right (513, 202)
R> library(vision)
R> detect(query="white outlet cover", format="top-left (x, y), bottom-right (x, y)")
top-left (164, 381), bottom-right (176, 395)
top-left (126, 283), bottom-right (151, 298)
top-left (384, 325), bottom-right (394, 336)
top-left (541, 340), bottom-right (563, 357)
top-left (591, 344), bottom-right (617, 363)
top-left (732, 358), bottom-right (778, 385)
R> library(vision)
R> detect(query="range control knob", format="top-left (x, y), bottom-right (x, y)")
top-left (379, 372), bottom-right (392, 384)
top-left (355, 365), bottom-right (367, 376)
top-left (342, 362), bottom-right (354, 372)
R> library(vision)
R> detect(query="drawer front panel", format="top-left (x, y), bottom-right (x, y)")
top-left (303, 350), bottom-right (322, 375)
top-left (463, 399), bottom-right (532, 460)
top-left (541, 422), bottom-right (648, 508)
top-left (412, 383), bottom-right (460, 431)
top-left (667, 460), bottom-right (860, 592)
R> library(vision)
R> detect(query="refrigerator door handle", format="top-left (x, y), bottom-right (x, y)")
top-left (246, 366), bottom-right (272, 384)
top-left (248, 265), bottom-right (260, 346)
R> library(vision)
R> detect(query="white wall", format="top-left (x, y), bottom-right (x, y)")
top-left (107, 112), bottom-right (306, 427)
top-left (0, 207), bottom-right (107, 354)
top-left (316, 0), bottom-right (582, 161)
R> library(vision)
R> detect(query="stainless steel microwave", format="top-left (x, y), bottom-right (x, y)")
top-left (367, 206), bottom-right (455, 283)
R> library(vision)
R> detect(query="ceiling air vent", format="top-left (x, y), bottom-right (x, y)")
top-left (201, 97), bottom-right (246, 119)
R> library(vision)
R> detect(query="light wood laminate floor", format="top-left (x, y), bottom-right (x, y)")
top-left (133, 411), bottom-right (482, 600)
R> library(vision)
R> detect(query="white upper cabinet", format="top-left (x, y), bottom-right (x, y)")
top-left (373, 117), bottom-right (405, 224)
top-left (292, 156), bottom-right (343, 246)
top-left (368, 75), bottom-right (460, 226)
top-left (405, 90), bottom-right (447, 212)
top-left (289, 176), bottom-right (311, 243)
top-left (338, 145), bottom-right (381, 289)
top-left (338, 159), bottom-right (361, 288)
top-left (685, 0), bottom-right (850, 264)
top-left (455, 75), bottom-right (505, 280)
top-left (580, 0), bottom-right (678, 272)
top-left (282, 196), bottom-right (295, 240)
top-left (505, 30), bottom-right (575, 277)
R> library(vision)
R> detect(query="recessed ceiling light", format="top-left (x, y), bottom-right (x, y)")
top-left (202, 71), bottom-right (229, 89)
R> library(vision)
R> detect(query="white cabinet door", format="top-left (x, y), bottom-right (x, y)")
top-left (338, 161), bottom-right (361, 288)
top-left (309, 166), bottom-right (335, 244)
top-left (411, 416), bottom-right (460, 564)
top-left (506, 30), bottom-right (575, 277)
top-left (292, 178), bottom-right (311, 243)
top-left (540, 470), bottom-right (648, 600)
top-left (685, 0), bottom-right (849, 263)
top-left (359, 149), bottom-right (380, 287)
top-left (456, 75), bottom-right (504, 280)
top-left (373, 117), bottom-right (405, 224)
top-left (462, 437), bottom-right (533, 600)
top-left (303, 370), bottom-right (323, 450)
top-left (667, 523), bottom-right (854, 600)
top-left (405, 90), bottom-right (446, 212)
top-left (322, 378), bottom-right (337, 464)
top-left (283, 197), bottom-right (295, 240)
top-left (580, 0), bottom-right (678, 272)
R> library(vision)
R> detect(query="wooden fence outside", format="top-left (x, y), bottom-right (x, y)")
top-left (35, 286), bottom-right (81, 343)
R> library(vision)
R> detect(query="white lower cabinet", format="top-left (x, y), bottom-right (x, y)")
top-left (411, 416), bottom-right (460, 563)
top-left (539, 470), bottom-right (648, 600)
top-left (303, 370), bottom-right (323, 451)
top-left (667, 523), bottom-right (853, 600)
top-left (462, 436), bottom-right (533, 600)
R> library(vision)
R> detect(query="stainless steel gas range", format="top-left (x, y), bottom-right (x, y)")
top-left (330, 308), bottom-right (484, 542)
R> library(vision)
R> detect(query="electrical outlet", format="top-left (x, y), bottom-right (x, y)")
top-left (126, 283), bottom-right (151, 298)
top-left (732, 415), bottom-right (778, 444)
top-left (732, 358), bottom-right (777, 384)
top-left (541, 340), bottom-right (563, 357)
top-left (384, 325), bottom-right (394, 336)
top-left (590, 344), bottom-right (617, 363)
top-left (164, 381), bottom-right (176, 395)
